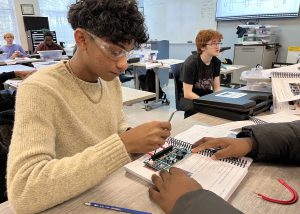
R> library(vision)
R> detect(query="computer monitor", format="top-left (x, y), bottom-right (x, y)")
top-left (23, 16), bottom-right (50, 31)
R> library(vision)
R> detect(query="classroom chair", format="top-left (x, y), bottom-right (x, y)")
top-left (171, 63), bottom-right (193, 111)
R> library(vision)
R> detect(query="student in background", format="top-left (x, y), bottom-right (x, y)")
top-left (149, 121), bottom-right (300, 214)
top-left (34, 31), bottom-right (65, 54)
top-left (181, 29), bottom-right (223, 117)
top-left (182, 29), bottom-right (223, 100)
top-left (7, 0), bottom-right (171, 213)
top-left (1, 32), bottom-right (27, 59)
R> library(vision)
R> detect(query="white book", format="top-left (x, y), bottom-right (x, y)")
top-left (124, 125), bottom-right (253, 201)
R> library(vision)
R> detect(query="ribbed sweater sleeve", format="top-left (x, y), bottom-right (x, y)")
top-left (7, 67), bottom-right (131, 214)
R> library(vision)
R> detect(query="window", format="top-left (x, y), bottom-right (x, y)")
top-left (0, 0), bottom-right (20, 46)
top-left (39, 0), bottom-right (75, 46)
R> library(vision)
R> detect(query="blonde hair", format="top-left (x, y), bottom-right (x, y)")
top-left (4, 32), bottom-right (14, 39)
top-left (195, 29), bottom-right (223, 54)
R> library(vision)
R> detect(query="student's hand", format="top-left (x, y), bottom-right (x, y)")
top-left (191, 137), bottom-right (253, 160)
top-left (11, 51), bottom-right (20, 59)
top-left (149, 167), bottom-right (202, 214)
top-left (120, 121), bottom-right (171, 153)
top-left (14, 70), bottom-right (36, 79)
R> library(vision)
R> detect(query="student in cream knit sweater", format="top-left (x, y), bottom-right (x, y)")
top-left (7, 1), bottom-right (171, 213)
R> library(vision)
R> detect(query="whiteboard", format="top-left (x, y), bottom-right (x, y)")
top-left (144, 0), bottom-right (217, 43)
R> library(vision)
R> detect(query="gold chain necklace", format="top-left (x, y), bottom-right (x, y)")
top-left (64, 61), bottom-right (103, 104)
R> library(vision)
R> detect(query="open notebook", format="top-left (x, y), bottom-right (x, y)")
top-left (124, 125), bottom-right (253, 201)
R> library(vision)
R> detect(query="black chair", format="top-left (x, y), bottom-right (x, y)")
top-left (0, 109), bottom-right (14, 203)
top-left (119, 73), bottom-right (134, 83)
top-left (171, 63), bottom-right (193, 111)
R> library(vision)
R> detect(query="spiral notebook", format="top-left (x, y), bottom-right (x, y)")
top-left (124, 126), bottom-right (253, 201)
top-left (272, 71), bottom-right (300, 102)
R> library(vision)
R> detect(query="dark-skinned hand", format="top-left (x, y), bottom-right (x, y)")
top-left (192, 137), bottom-right (253, 160)
top-left (149, 167), bottom-right (201, 214)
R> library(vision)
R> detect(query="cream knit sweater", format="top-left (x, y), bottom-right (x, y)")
top-left (7, 61), bottom-right (131, 213)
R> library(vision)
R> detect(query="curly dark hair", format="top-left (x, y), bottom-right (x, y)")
top-left (68, 0), bottom-right (148, 48)
top-left (43, 31), bottom-right (53, 38)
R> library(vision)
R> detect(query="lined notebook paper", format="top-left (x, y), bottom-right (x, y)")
top-left (124, 125), bottom-right (252, 201)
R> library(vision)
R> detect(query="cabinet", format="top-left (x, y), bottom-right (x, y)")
top-left (26, 30), bottom-right (57, 53)
top-left (147, 40), bottom-right (169, 59)
top-left (233, 44), bottom-right (278, 69)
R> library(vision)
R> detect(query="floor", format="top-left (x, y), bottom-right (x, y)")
top-left (122, 78), bottom-right (185, 127)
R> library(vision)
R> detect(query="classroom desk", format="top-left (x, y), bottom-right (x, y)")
top-left (122, 86), bottom-right (155, 105)
top-left (0, 65), bottom-right (36, 74)
top-left (220, 65), bottom-right (248, 85)
top-left (130, 59), bottom-right (183, 102)
top-left (0, 56), bottom-right (69, 66)
top-left (0, 58), bottom-right (42, 66)
top-left (3, 80), bottom-right (155, 106)
top-left (0, 113), bottom-right (299, 214)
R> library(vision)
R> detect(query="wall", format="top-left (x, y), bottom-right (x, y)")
top-left (144, 0), bottom-right (216, 43)
top-left (14, 0), bottom-right (40, 51)
top-left (216, 17), bottom-right (300, 63)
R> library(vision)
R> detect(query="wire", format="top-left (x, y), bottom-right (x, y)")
top-left (255, 178), bottom-right (298, 205)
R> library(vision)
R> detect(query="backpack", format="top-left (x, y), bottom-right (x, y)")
top-left (138, 69), bottom-right (168, 103)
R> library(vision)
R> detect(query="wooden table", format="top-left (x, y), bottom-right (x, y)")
top-left (0, 113), bottom-right (299, 214)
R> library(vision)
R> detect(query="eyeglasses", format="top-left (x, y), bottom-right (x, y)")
top-left (86, 31), bottom-right (133, 61)
top-left (206, 42), bottom-right (222, 47)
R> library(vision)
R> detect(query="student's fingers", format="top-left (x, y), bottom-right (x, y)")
top-left (160, 129), bottom-right (171, 139)
top-left (151, 174), bottom-right (163, 190)
top-left (211, 147), bottom-right (234, 160)
top-left (192, 137), bottom-right (215, 147)
top-left (159, 121), bottom-right (171, 130)
top-left (159, 169), bottom-right (171, 181)
top-left (192, 139), bottom-right (226, 153)
top-left (169, 167), bottom-right (186, 176)
top-left (149, 187), bottom-right (162, 204)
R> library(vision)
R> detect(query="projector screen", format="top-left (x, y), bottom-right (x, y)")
top-left (216, 0), bottom-right (300, 20)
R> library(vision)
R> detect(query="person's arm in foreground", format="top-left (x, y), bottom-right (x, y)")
top-left (149, 168), bottom-right (242, 214)
top-left (192, 121), bottom-right (300, 164)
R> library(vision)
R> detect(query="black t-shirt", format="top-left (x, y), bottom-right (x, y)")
top-left (181, 54), bottom-right (221, 97)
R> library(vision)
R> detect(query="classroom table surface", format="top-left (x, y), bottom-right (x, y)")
top-left (3, 80), bottom-right (155, 106)
top-left (0, 113), bottom-right (299, 214)
top-left (0, 65), bottom-right (36, 73)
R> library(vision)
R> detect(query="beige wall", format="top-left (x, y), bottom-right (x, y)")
top-left (14, 0), bottom-right (40, 51)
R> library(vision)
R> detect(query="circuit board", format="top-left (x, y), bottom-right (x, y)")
top-left (144, 146), bottom-right (190, 171)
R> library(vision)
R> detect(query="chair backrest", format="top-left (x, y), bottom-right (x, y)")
top-left (0, 109), bottom-right (14, 203)
top-left (171, 63), bottom-right (184, 110)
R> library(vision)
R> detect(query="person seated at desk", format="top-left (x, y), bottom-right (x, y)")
top-left (7, 1), bottom-right (170, 213)
top-left (34, 31), bottom-right (65, 54)
top-left (149, 121), bottom-right (300, 214)
top-left (181, 29), bottom-right (223, 117)
top-left (0, 32), bottom-right (27, 59)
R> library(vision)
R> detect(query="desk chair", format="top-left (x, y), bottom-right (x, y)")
top-left (119, 73), bottom-right (134, 83)
top-left (171, 63), bottom-right (193, 111)
top-left (0, 109), bottom-right (14, 203)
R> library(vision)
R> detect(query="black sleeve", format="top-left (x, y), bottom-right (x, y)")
top-left (182, 55), bottom-right (198, 85)
top-left (0, 72), bottom-right (16, 85)
top-left (237, 121), bottom-right (300, 164)
top-left (171, 189), bottom-right (242, 214)
top-left (212, 56), bottom-right (221, 78)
